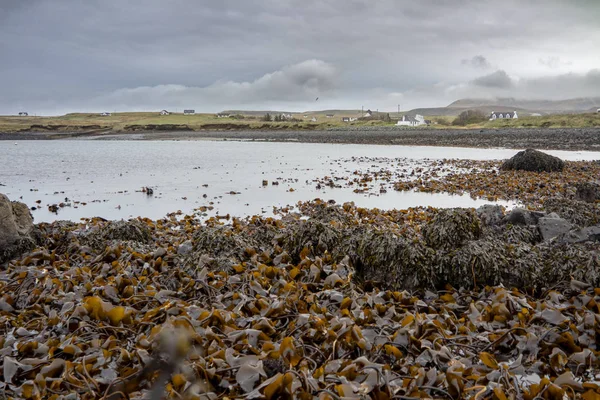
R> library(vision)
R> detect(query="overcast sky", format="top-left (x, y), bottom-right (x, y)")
top-left (1, 0), bottom-right (599, 115)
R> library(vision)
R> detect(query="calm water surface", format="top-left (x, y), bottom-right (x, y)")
top-left (1, 140), bottom-right (598, 223)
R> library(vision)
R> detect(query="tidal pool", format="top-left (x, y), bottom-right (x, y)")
top-left (1, 140), bottom-right (598, 222)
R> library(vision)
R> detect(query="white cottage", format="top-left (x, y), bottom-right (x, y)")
top-left (489, 111), bottom-right (518, 120)
top-left (396, 114), bottom-right (426, 127)
top-left (160, 110), bottom-right (170, 115)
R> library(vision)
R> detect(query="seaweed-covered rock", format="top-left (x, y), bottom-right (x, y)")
top-left (80, 219), bottom-right (152, 249)
top-left (422, 208), bottom-right (481, 251)
top-left (500, 149), bottom-right (564, 172)
top-left (575, 182), bottom-right (600, 203)
top-left (542, 197), bottom-right (600, 227)
top-left (0, 193), bottom-right (35, 264)
top-left (350, 229), bottom-right (434, 290)
top-left (281, 219), bottom-right (343, 261)
top-left (436, 239), bottom-right (536, 290)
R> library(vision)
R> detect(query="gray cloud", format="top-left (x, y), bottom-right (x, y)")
top-left (461, 55), bottom-right (492, 69)
top-left (472, 70), bottom-right (513, 89)
top-left (91, 60), bottom-right (338, 111)
top-left (1, 0), bottom-right (600, 114)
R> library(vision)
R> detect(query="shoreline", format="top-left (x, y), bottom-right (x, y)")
top-left (2, 127), bottom-right (600, 151)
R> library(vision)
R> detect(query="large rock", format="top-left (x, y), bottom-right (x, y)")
top-left (0, 194), bottom-right (35, 264)
top-left (537, 215), bottom-right (573, 241)
top-left (476, 204), bottom-right (505, 226)
top-left (558, 226), bottom-right (600, 244)
top-left (503, 208), bottom-right (545, 226)
top-left (500, 149), bottom-right (565, 172)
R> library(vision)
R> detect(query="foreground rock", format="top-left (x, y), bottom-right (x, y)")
top-left (500, 148), bottom-right (565, 172)
top-left (0, 193), bottom-right (35, 264)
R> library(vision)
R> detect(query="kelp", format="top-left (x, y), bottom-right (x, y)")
top-left (2, 203), bottom-right (600, 399)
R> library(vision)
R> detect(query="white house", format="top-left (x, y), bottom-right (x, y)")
top-left (342, 117), bottom-right (350, 122)
top-left (489, 111), bottom-right (518, 120)
top-left (310, 117), bottom-right (317, 122)
top-left (326, 114), bottom-right (334, 118)
top-left (183, 109), bottom-right (195, 115)
top-left (216, 113), bottom-right (230, 118)
top-left (18, 112), bottom-right (28, 116)
top-left (364, 110), bottom-right (373, 118)
top-left (396, 114), bottom-right (426, 127)
top-left (160, 110), bottom-right (170, 115)
top-left (597, 108), bottom-right (600, 113)
top-left (100, 112), bottom-right (111, 116)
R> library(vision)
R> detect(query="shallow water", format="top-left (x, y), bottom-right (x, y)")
top-left (1, 140), bottom-right (598, 222)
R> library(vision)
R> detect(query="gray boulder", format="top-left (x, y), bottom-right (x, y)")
top-left (476, 204), bottom-right (505, 226)
top-left (0, 193), bottom-right (35, 264)
top-left (500, 149), bottom-right (565, 172)
top-left (558, 226), bottom-right (600, 244)
top-left (537, 216), bottom-right (573, 241)
top-left (503, 208), bottom-right (545, 226)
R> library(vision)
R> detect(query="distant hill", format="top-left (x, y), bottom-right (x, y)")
top-left (221, 109), bottom-right (363, 116)
top-left (446, 97), bottom-right (600, 114)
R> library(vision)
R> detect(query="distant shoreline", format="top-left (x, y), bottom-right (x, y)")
top-left (2, 127), bottom-right (600, 151)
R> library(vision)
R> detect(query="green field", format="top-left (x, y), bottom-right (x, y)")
top-left (1, 111), bottom-right (598, 133)
top-left (0, 111), bottom-right (397, 132)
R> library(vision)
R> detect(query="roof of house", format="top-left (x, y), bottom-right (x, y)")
top-left (491, 111), bottom-right (517, 117)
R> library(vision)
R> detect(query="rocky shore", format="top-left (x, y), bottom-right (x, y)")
top-left (3, 127), bottom-right (600, 151)
top-left (2, 149), bottom-right (600, 398)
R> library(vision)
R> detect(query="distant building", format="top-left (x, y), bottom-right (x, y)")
top-left (349, 117), bottom-right (357, 122)
top-left (160, 110), bottom-right (170, 115)
top-left (597, 108), bottom-right (600, 113)
top-left (183, 109), bottom-right (195, 115)
top-left (396, 114), bottom-right (426, 127)
top-left (489, 111), bottom-right (518, 120)
top-left (364, 109), bottom-right (373, 118)
top-left (310, 117), bottom-right (317, 122)
top-left (100, 112), bottom-right (111, 116)
top-left (342, 117), bottom-right (350, 122)
top-left (18, 112), bottom-right (28, 116)
top-left (326, 114), bottom-right (334, 118)
top-left (303, 115), bottom-right (308, 118)
top-left (216, 113), bottom-right (230, 118)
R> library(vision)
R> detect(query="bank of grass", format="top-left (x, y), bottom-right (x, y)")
top-left (1, 111), bottom-right (598, 134)
top-left (0, 111), bottom-right (395, 133)
top-left (480, 112), bottom-right (600, 129)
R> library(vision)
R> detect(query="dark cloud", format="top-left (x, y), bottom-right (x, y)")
top-left (0, 0), bottom-right (599, 114)
top-left (472, 70), bottom-right (513, 89)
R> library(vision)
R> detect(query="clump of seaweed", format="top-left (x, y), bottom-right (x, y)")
top-left (422, 208), bottom-right (482, 251)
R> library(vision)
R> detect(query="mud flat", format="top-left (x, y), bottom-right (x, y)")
top-left (97, 127), bottom-right (600, 151)
top-left (2, 127), bottom-right (600, 150)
